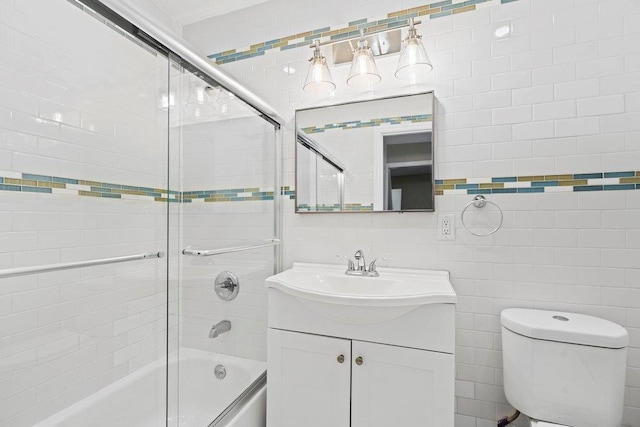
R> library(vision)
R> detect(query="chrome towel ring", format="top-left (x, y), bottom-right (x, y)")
top-left (461, 195), bottom-right (503, 237)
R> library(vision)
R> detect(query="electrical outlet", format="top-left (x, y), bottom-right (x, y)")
top-left (438, 214), bottom-right (456, 241)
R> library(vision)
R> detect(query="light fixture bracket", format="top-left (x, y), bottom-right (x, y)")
top-left (331, 29), bottom-right (402, 65)
top-left (308, 19), bottom-right (422, 66)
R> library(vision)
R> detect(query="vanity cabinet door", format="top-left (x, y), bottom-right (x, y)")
top-left (267, 329), bottom-right (351, 427)
top-left (351, 340), bottom-right (454, 427)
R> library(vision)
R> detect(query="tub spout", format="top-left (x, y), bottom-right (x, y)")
top-left (209, 320), bottom-right (231, 338)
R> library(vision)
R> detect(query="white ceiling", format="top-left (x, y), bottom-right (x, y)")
top-left (150, 0), bottom-right (270, 26)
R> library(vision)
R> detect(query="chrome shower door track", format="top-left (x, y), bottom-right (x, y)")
top-left (208, 372), bottom-right (266, 427)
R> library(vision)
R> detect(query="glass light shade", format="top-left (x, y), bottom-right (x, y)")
top-left (303, 55), bottom-right (336, 94)
top-left (185, 82), bottom-right (214, 112)
top-left (158, 90), bottom-right (175, 111)
top-left (347, 43), bottom-right (381, 89)
top-left (395, 35), bottom-right (433, 84)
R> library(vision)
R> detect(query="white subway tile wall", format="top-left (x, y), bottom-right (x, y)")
top-left (0, 0), bottom-right (173, 425)
top-left (183, 0), bottom-right (640, 425)
top-left (179, 116), bottom-right (277, 361)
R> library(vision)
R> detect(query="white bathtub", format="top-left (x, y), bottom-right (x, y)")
top-left (35, 348), bottom-right (266, 427)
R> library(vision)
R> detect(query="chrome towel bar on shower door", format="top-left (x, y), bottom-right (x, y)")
top-left (182, 239), bottom-right (281, 257)
top-left (0, 252), bottom-right (165, 279)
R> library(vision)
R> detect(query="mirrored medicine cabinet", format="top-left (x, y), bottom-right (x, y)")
top-left (295, 92), bottom-right (435, 213)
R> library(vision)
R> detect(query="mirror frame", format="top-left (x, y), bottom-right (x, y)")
top-left (294, 91), bottom-right (435, 214)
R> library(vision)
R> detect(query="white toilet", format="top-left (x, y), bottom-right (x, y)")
top-left (501, 308), bottom-right (629, 427)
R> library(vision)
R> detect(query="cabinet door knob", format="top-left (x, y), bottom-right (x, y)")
top-left (355, 356), bottom-right (363, 365)
top-left (337, 355), bottom-right (345, 363)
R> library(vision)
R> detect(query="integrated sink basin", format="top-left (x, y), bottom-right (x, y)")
top-left (266, 263), bottom-right (456, 324)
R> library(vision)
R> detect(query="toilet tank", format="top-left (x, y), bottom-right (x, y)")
top-left (501, 309), bottom-right (628, 427)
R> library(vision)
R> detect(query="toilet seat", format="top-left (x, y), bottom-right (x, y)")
top-left (530, 420), bottom-right (569, 427)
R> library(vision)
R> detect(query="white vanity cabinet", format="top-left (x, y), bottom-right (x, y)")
top-left (267, 329), bottom-right (351, 427)
top-left (351, 340), bottom-right (453, 427)
top-left (267, 328), bottom-right (454, 427)
top-left (265, 263), bottom-right (457, 427)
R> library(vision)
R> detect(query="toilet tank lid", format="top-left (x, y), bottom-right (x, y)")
top-left (501, 308), bottom-right (628, 349)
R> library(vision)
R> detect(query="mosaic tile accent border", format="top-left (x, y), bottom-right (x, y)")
top-left (281, 187), bottom-right (296, 200)
top-left (179, 186), bottom-right (296, 202)
top-left (0, 171), bottom-right (180, 202)
top-left (0, 171), bottom-right (296, 203)
top-left (208, 0), bottom-right (521, 64)
top-left (435, 171), bottom-right (640, 195)
top-left (182, 186), bottom-right (295, 203)
top-left (301, 114), bottom-right (432, 134)
top-left (298, 203), bottom-right (373, 212)
top-left (2, 171), bottom-right (639, 204)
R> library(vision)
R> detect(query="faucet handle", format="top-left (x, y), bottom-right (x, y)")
top-left (336, 254), bottom-right (355, 271)
top-left (369, 256), bottom-right (389, 270)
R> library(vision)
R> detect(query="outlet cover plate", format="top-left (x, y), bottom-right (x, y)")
top-left (438, 214), bottom-right (456, 241)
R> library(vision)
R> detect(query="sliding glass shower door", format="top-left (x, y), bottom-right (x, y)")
top-left (0, 1), bottom-right (281, 426)
top-left (174, 68), bottom-right (279, 426)
top-left (0, 0), bottom-right (175, 425)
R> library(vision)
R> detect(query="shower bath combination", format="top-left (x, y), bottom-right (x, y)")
top-left (0, 0), bottom-right (282, 426)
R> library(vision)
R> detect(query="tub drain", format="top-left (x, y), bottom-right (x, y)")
top-left (214, 364), bottom-right (226, 380)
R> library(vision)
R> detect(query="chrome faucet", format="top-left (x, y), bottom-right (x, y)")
top-left (345, 249), bottom-right (379, 277)
top-left (209, 320), bottom-right (231, 338)
top-left (354, 250), bottom-right (366, 271)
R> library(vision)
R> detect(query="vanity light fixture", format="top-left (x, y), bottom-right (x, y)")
top-left (185, 82), bottom-right (215, 115)
top-left (160, 80), bottom-right (238, 116)
top-left (303, 18), bottom-right (431, 94)
top-left (394, 18), bottom-right (433, 84)
top-left (186, 83), bottom-right (210, 105)
top-left (346, 31), bottom-right (382, 89)
top-left (303, 40), bottom-right (336, 94)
